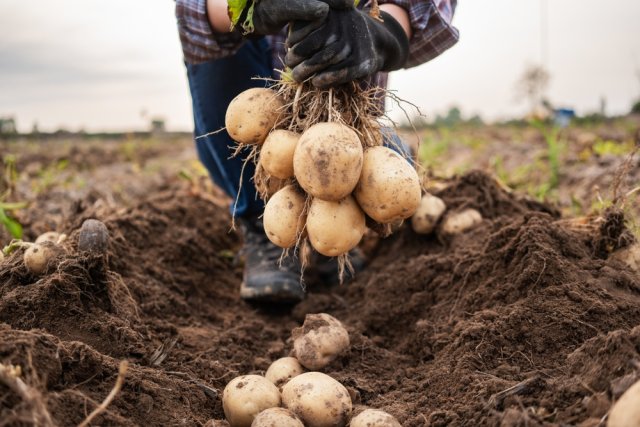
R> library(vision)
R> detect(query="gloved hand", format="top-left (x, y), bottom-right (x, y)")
top-left (285, 8), bottom-right (410, 87)
top-left (248, 0), bottom-right (330, 35)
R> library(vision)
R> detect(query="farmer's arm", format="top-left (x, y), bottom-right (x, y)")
top-left (378, 0), bottom-right (458, 67)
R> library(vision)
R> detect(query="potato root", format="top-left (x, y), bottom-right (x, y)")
top-left (350, 409), bottom-right (402, 427)
top-left (292, 313), bottom-right (350, 370)
top-left (293, 123), bottom-right (363, 201)
top-left (263, 185), bottom-right (307, 249)
top-left (282, 372), bottom-right (352, 427)
top-left (441, 208), bottom-right (483, 235)
top-left (608, 379), bottom-right (640, 427)
top-left (225, 88), bottom-right (285, 145)
top-left (251, 408), bottom-right (303, 427)
top-left (259, 130), bottom-right (300, 179)
top-left (265, 357), bottom-right (304, 389)
top-left (354, 146), bottom-right (421, 223)
top-left (411, 194), bottom-right (446, 234)
top-left (306, 196), bottom-right (365, 257)
top-left (223, 375), bottom-right (281, 427)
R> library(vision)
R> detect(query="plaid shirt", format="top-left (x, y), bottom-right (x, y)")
top-left (176, 0), bottom-right (458, 80)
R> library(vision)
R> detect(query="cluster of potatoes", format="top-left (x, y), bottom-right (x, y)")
top-left (225, 88), bottom-right (423, 257)
top-left (410, 193), bottom-right (483, 236)
top-left (222, 313), bottom-right (401, 427)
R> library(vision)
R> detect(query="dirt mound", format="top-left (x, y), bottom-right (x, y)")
top-left (1, 172), bottom-right (639, 426)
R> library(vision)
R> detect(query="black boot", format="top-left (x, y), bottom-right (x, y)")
top-left (312, 248), bottom-right (367, 285)
top-left (237, 216), bottom-right (305, 303)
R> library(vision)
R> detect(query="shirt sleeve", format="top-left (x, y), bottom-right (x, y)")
top-left (377, 0), bottom-right (459, 68)
top-left (176, 0), bottom-right (245, 64)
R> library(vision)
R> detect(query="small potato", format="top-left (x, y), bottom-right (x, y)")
top-left (294, 122), bottom-right (363, 201)
top-left (350, 409), bottom-right (402, 427)
top-left (263, 185), bottom-right (307, 249)
top-left (35, 231), bottom-right (66, 244)
top-left (78, 219), bottom-right (109, 254)
top-left (292, 313), bottom-right (350, 370)
top-left (440, 208), bottom-right (483, 235)
top-left (23, 242), bottom-right (62, 275)
top-left (610, 244), bottom-right (640, 272)
top-left (259, 130), bottom-right (300, 179)
top-left (411, 194), bottom-right (446, 234)
top-left (265, 357), bottom-right (304, 389)
top-left (306, 196), bottom-right (365, 257)
top-left (608, 379), bottom-right (640, 427)
top-left (223, 375), bottom-right (281, 427)
top-left (354, 146), bottom-right (422, 223)
top-left (282, 372), bottom-right (352, 427)
top-left (225, 88), bottom-right (285, 145)
top-left (251, 408), bottom-right (303, 427)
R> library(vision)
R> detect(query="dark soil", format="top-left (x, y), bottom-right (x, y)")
top-left (1, 169), bottom-right (639, 426)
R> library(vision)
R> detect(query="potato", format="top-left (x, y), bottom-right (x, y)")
top-left (411, 194), bottom-right (446, 234)
top-left (306, 196), bottom-right (365, 257)
top-left (608, 379), bottom-right (640, 427)
top-left (292, 313), bottom-right (350, 370)
top-left (610, 243), bottom-right (640, 272)
top-left (35, 231), bottom-right (66, 244)
top-left (293, 122), bottom-right (363, 201)
top-left (265, 357), bottom-right (304, 388)
top-left (78, 219), bottom-right (109, 254)
top-left (441, 208), bottom-right (483, 235)
top-left (223, 375), bottom-right (281, 427)
top-left (251, 408), bottom-right (303, 427)
top-left (23, 242), bottom-right (62, 275)
top-left (225, 88), bottom-right (285, 145)
top-left (354, 146), bottom-right (421, 223)
top-left (282, 372), bottom-right (352, 427)
top-left (263, 185), bottom-right (307, 249)
top-left (350, 409), bottom-right (402, 427)
top-left (260, 130), bottom-right (300, 179)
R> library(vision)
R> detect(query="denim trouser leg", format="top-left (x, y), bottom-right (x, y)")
top-left (186, 38), bottom-right (273, 219)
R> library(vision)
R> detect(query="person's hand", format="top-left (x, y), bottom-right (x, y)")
top-left (285, 8), bottom-right (409, 87)
top-left (250, 0), bottom-right (330, 35)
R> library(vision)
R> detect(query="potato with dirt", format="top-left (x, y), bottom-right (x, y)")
top-left (292, 313), bottom-right (350, 370)
top-left (293, 122), bottom-right (363, 201)
top-left (78, 219), bottom-right (109, 255)
top-left (354, 146), bottom-right (421, 223)
top-left (440, 208), bottom-right (483, 235)
top-left (225, 88), bottom-right (285, 145)
top-left (263, 185), bottom-right (307, 249)
top-left (265, 357), bottom-right (304, 389)
top-left (251, 408), bottom-right (304, 427)
top-left (282, 372), bottom-right (352, 427)
top-left (306, 196), bottom-right (365, 257)
top-left (23, 241), bottom-right (64, 275)
top-left (223, 375), bottom-right (281, 427)
top-left (608, 379), bottom-right (640, 427)
top-left (411, 193), bottom-right (446, 234)
top-left (35, 231), bottom-right (66, 244)
top-left (350, 409), bottom-right (402, 427)
top-left (259, 130), bottom-right (300, 179)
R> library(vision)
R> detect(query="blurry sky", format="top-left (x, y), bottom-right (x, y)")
top-left (1, 0), bottom-right (639, 132)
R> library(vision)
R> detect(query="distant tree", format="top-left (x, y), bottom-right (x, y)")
top-left (632, 100), bottom-right (640, 115)
top-left (515, 65), bottom-right (550, 114)
top-left (434, 106), bottom-right (463, 127)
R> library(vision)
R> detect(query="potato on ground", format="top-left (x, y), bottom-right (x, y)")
top-left (259, 130), bottom-right (300, 179)
top-left (350, 409), bottom-right (402, 427)
top-left (35, 231), bottom-right (65, 244)
top-left (292, 313), bottom-right (350, 370)
top-left (23, 242), bottom-right (63, 275)
top-left (440, 208), bottom-right (483, 235)
top-left (306, 196), bottom-right (365, 257)
top-left (411, 194), bottom-right (446, 234)
top-left (78, 219), bottom-right (109, 255)
top-left (225, 88), bottom-right (285, 145)
top-left (263, 185), bottom-right (306, 249)
top-left (223, 375), bottom-right (281, 427)
top-left (251, 408), bottom-right (303, 427)
top-left (293, 122), bottom-right (363, 201)
top-left (610, 243), bottom-right (640, 272)
top-left (265, 357), bottom-right (304, 389)
top-left (608, 379), bottom-right (640, 427)
top-left (282, 372), bottom-right (352, 427)
top-left (354, 146), bottom-right (421, 223)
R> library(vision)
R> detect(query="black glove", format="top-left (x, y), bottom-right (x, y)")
top-left (249, 0), bottom-right (329, 35)
top-left (285, 8), bottom-right (409, 87)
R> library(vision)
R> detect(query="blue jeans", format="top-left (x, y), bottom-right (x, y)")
top-left (185, 38), bottom-right (410, 218)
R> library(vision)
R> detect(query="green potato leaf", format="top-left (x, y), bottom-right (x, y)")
top-left (227, 0), bottom-right (255, 33)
